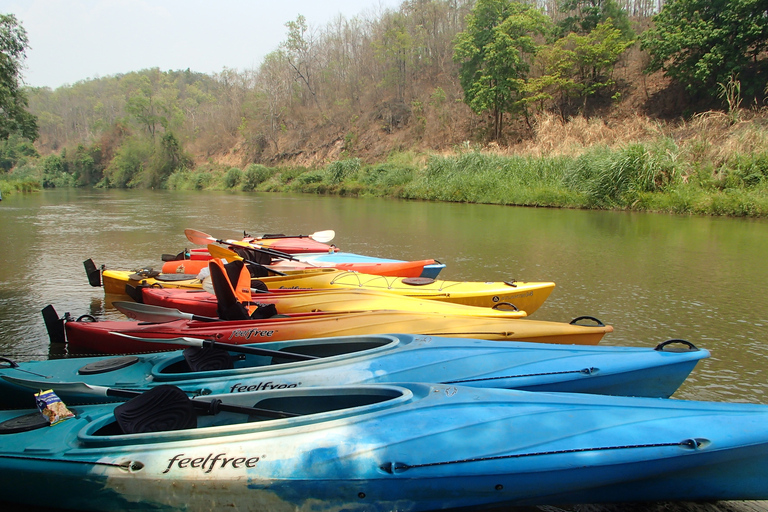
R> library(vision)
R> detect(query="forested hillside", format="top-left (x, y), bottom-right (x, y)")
top-left (3, 0), bottom-right (768, 193)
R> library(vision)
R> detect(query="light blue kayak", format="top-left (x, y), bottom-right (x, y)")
top-left (0, 334), bottom-right (708, 409)
top-left (0, 383), bottom-right (767, 511)
top-left (298, 252), bottom-right (446, 278)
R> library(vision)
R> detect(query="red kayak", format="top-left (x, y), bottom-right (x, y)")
top-left (60, 308), bottom-right (610, 354)
top-left (188, 236), bottom-right (337, 259)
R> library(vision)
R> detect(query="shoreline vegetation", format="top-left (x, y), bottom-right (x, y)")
top-left (4, 2), bottom-right (768, 218)
top-left (6, 111), bottom-right (768, 218)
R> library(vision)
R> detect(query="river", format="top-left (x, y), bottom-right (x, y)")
top-left (1, 188), bottom-right (767, 512)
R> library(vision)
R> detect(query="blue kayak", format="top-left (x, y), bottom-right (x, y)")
top-left (297, 252), bottom-right (446, 278)
top-left (0, 383), bottom-right (767, 511)
top-left (0, 334), bottom-right (709, 409)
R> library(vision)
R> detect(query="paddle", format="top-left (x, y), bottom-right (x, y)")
top-left (1, 376), bottom-right (298, 419)
top-left (110, 332), bottom-right (318, 361)
top-left (114, 301), bottom-right (220, 323)
top-left (248, 229), bottom-right (335, 243)
top-left (185, 228), bottom-right (329, 260)
top-left (114, 333), bottom-right (319, 361)
top-left (226, 240), bottom-right (302, 262)
top-left (207, 245), bottom-right (289, 276)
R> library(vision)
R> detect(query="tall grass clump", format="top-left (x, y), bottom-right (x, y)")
top-left (403, 151), bottom-right (575, 205)
top-left (325, 158), bottom-right (361, 184)
top-left (564, 140), bottom-right (681, 207)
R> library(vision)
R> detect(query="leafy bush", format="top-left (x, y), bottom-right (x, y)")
top-left (224, 167), bottom-right (243, 188)
top-left (242, 164), bottom-right (273, 191)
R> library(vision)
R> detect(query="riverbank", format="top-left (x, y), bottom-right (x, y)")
top-left (9, 110), bottom-right (768, 217)
top-left (0, 177), bottom-right (41, 198)
top-left (163, 111), bottom-right (768, 218)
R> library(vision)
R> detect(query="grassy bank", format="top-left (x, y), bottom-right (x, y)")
top-left (165, 114), bottom-right (768, 218)
top-left (0, 177), bottom-right (42, 198)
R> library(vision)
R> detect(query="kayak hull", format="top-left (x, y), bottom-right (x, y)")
top-left (0, 334), bottom-right (708, 408)
top-left (1, 384), bottom-right (768, 511)
top-left (61, 311), bottom-right (614, 354)
top-left (161, 257), bottom-right (440, 278)
top-left (102, 267), bottom-right (556, 314)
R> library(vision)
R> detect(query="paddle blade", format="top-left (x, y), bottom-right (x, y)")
top-left (113, 301), bottom-right (196, 323)
top-left (310, 230), bottom-right (335, 243)
top-left (2, 376), bottom-right (113, 397)
top-left (185, 229), bottom-right (217, 246)
top-left (110, 332), bottom-right (207, 348)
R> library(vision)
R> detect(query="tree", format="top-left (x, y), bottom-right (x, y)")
top-left (281, 15), bottom-right (321, 109)
top-left (0, 14), bottom-right (37, 141)
top-left (536, 18), bottom-right (634, 115)
top-left (557, 0), bottom-right (633, 38)
top-left (641, 0), bottom-right (768, 98)
top-left (454, 0), bottom-right (552, 139)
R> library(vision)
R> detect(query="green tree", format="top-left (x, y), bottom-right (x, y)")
top-left (0, 14), bottom-right (37, 141)
top-left (537, 19), bottom-right (634, 114)
top-left (557, 0), bottom-right (633, 38)
top-left (454, 0), bottom-right (551, 139)
top-left (641, 0), bottom-right (768, 97)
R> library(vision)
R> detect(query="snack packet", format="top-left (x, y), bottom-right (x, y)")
top-left (35, 389), bottom-right (74, 425)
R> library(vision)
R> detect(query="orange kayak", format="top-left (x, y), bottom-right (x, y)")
top-left (160, 257), bottom-right (439, 278)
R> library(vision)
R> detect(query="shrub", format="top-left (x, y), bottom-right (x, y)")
top-left (224, 167), bottom-right (243, 188)
top-left (242, 164), bottom-right (273, 191)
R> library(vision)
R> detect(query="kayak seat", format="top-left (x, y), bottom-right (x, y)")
top-left (249, 303), bottom-right (278, 320)
top-left (183, 346), bottom-right (237, 372)
top-left (114, 385), bottom-right (197, 434)
top-left (209, 260), bottom-right (251, 321)
top-left (251, 279), bottom-right (269, 292)
top-left (232, 246), bottom-right (272, 266)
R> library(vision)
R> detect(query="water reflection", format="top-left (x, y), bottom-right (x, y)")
top-left (1, 189), bottom-right (767, 405)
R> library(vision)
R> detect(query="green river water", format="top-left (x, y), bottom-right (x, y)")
top-left (1, 188), bottom-right (767, 511)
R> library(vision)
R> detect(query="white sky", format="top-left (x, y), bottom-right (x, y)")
top-left (1, 0), bottom-right (404, 89)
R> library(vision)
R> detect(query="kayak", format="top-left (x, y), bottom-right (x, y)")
top-left (1, 383), bottom-right (768, 511)
top-left (182, 228), bottom-right (446, 278)
top-left (189, 236), bottom-right (337, 257)
top-left (53, 308), bottom-right (613, 354)
top-left (0, 334), bottom-right (709, 409)
top-left (136, 287), bottom-right (529, 319)
top-left (93, 263), bottom-right (556, 313)
top-left (298, 252), bottom-right (446, 279)
top-left (160, 257), bottom-right (441, 278)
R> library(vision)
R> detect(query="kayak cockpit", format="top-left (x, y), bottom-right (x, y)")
top-left (77, 384), bottom-right (415, 446)
top-left (151, 335), bottom-right (402, 380)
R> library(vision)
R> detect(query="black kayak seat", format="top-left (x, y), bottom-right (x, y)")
top-left (114, 385), bottom-right (196, 434)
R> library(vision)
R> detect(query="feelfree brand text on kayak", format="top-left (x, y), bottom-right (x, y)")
top-left (162, 453), bottom-right (260, 473)
top-left (227, 329), bottom-right (276, 340)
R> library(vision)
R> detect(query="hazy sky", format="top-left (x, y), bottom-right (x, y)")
top-left (1, 0), bottom-right (403, 89)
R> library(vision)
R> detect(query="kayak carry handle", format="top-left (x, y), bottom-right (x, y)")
top-left (654, 339), bottom-right (699, 352)
top-left (491, 302), bottom-right (519, 311)
top-left (0, 357), bottom-right (19, 369)
top-left (569, 316), bottom-right (606, 327)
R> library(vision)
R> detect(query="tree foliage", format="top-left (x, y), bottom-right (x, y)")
top-left (0, 14), bottom-right (37, 142)
top-left (454, 0), bottom-right (552, 139)
top-left (641, 0), bottom-right (768, 97)
top-left (536, 18), bottom-right (634, 115)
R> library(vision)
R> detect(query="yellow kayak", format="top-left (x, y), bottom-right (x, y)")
top-left (100, 267), bottom-right (554, 314)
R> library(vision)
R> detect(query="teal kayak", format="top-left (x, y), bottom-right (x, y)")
top-left (0, 334), bottom-right (708, 409)
top-left (0, 383), bottom-right (767, 511)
